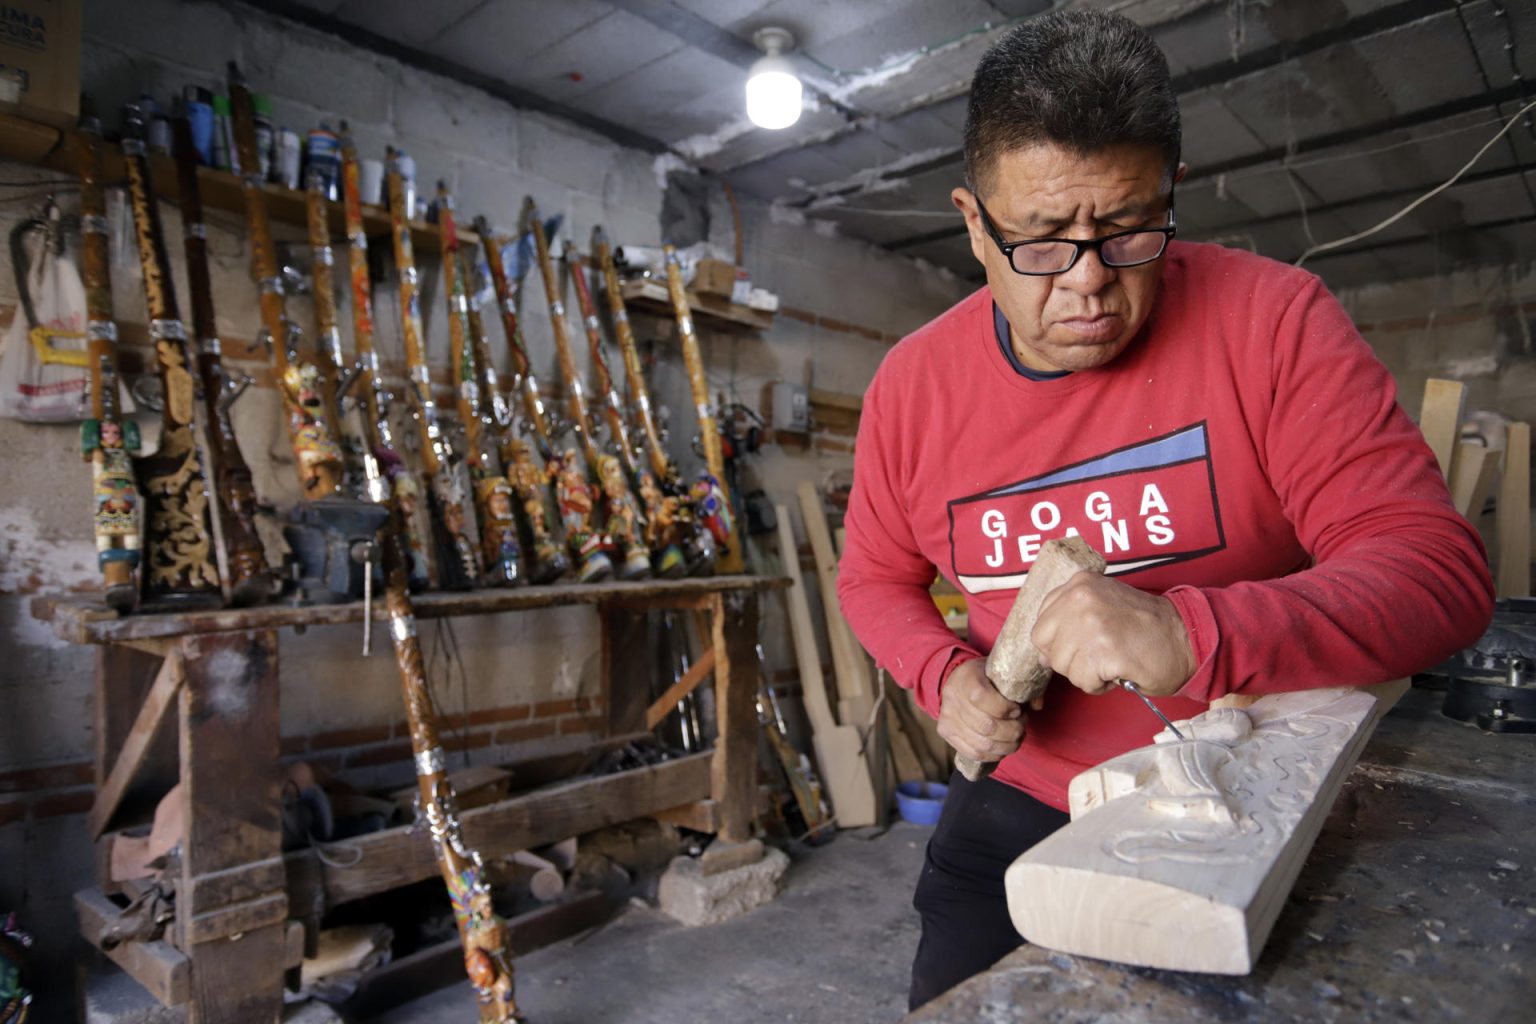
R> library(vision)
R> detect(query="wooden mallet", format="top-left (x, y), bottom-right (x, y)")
top-left (955, 536), bottom-right (1107, 782)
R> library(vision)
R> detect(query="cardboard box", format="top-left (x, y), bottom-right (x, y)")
top-left (690, 258), bottom-right (738, 299)
top-left (0, 0), bottom-right (81, 129)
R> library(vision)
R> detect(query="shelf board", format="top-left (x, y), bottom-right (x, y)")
top-left (33, 574), bottom-right (790, 645)
top-left (0, 110), bottom-right (469, 251)
top-left (620, 277), bottom-right (776, 332)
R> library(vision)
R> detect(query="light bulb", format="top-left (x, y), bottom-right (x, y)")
top-left (746, 28), bottom-right (802, 130)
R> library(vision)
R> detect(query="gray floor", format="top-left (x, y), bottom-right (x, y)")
top-left (372, 821), bottom-right (929, 1024)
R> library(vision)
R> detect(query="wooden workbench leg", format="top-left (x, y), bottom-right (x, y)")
top-left (709, 592), bottom-right (760, 843)
top-left (175, 630), bottom-right (287, 1024)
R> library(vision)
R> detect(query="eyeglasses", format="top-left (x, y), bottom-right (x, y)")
top-left (974, 195), bottom-right (1176, 276)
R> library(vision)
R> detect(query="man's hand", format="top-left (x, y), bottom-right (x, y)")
top-left (1031, 573), bottom-right (1196, 697)
top-left (938, 658), bottom-right (1033, 763)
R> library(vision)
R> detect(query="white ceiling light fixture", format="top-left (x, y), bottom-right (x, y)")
top-left (746, 27), bottom-right (802, 130)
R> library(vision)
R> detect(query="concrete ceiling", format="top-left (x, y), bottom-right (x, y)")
top-left (263, 0), bottom-right (1535, 291)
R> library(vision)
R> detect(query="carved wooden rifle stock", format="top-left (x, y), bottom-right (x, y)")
top-left (339, 127), bottom-right (433, 591)
top-left (525, 199), bottom-right (651, 581)
top-left (590, 229), bottom-right (717, 575)
top-left (75, 119), bottom-right (144, 612)
top-left (170, 113), bottom-right (274, 606)
top-left (383, 151), bottom-right (480, 589)
top-left (227, 62), bottom-right (345, 502)
top-left (350, 227), bottom-right (526, 1024)
top-left (663, 245), bottom-right (742, 572)
top-left (437, 183), bottom-right (522, 586)
top-left (119, 105), bottom-right (223, 609)
top-left (567, 242), bottom-right (686, 577)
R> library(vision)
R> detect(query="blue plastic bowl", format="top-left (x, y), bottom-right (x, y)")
top-left (895, 781), bottom-right (949, 826)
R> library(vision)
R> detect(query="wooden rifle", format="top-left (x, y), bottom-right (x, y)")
top-left (171, 113), bottom-right (274, 606)
top-left (460, 243), bottom-right (568, 584)
top-left (75, 119), bottom-right (144, 612)
top-left (349, 218), bottom-right (526, 1024)
top-left (524, 199), bottom-right (650, 581)
top-left (590, 229), bottom-right (716, 575)
top-left (437, 183), bottom-right (522, 586)
top-left (566, 242), bottom-right (686, 578)
top-left (382, 150), bottom-right (480, 589)
top-left (119, 105), bottom-right (223, 609)
top-left (662, 245), bottom-right (743, 572)
top-left (227, 62), bottom-right (345, 501)
top-left (338, 127), bottom-right (433, 592)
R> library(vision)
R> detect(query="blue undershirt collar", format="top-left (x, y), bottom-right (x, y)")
top-left (994, 301), bottom-right (1072, 382)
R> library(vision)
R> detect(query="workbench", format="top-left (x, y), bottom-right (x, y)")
top-left (905, 685), bottom-right (1535, 1023)
top-left (32, 574), bottom-right (788, 1024)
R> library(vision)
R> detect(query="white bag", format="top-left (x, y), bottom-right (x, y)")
top-left (0, 214), bottom-right (91, 422)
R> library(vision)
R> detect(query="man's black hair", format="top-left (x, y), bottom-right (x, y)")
top-left (963, 9), bottom-right (1181, 193)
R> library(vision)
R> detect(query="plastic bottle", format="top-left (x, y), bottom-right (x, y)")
top-left (183, 86), bottom-right (214, 165)
top-left (211, 94), bottom-right (240, 174)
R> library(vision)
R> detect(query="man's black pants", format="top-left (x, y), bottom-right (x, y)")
top-left (908, 771), bottom-right (1070, 1010)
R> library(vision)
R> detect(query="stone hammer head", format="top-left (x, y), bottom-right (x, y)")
top-left (955, 537), bottom-right (1107, 782)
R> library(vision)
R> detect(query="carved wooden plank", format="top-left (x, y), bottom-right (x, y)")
top-left (76, 888), bottom-right (191, 1007)
top-left (644, 647), bottom-right (716, 729)
top-left (796, 482), bottom-right (873, 723)
top-left (89, 648), bottom-right (185, 839)
top-left (1419, 378), bottom-right (1466, 482)
top-left (775, 505), bottom-right (876, 827)
top-left (710, 592), bottom-right (761, 843)
top-left (42, 575), bottom-right (789, 645)
top-left (1449, 441), bottom-right (1498, 519)
top-left (1006, 686), bottom-right (1396, 974)
top-left (294, 752), bottom-right (713, 908)
top-left (1498, 422), bottom-right (1531, 598)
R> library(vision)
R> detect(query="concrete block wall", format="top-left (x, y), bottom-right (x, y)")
top-left (0, 0), bottom-right (973, 995)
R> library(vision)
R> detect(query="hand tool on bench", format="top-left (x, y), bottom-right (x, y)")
top-left (955, 537), bottom-right (1106, 782)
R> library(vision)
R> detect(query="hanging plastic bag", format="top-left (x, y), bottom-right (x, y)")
top-left (0, 201), bottom-right (93, 422)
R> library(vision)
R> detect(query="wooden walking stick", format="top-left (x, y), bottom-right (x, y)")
top-left (474, 214), bottom-right (589, 582)
top-left (339, 126), bottom-right (433, 591)
top-left (228, 62), bottom-right (345, 501)
top-left (567, 241), bottom-right (686, 577)
top-left (438, 182), bottom-right (522, 586)
top-left (75, 119), bottom-right (143, 612)
top-left (383, 149), bottom-right (480, 589)
top-left (662, 244), bottom-right (742, 572)
top-left (592, 228), bottom-right (716, 574)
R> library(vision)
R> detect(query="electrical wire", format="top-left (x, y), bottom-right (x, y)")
top-left (797, 16), bottom-right (1031, 80)
top-left (1294, 96), bottom-right (1536, 267)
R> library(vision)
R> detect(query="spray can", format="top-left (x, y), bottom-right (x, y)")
top-left (277, 127), bottom-right (301, 189)
top-left (252, 94), bottom-right (275, 182)
top-left (183, 86), bottom-right (214, 165)
top-left (211, 94), bottom-right (240, 174)
top-left (394, 150), bottom-right (417, 221)
top-left (305, 123), bottom-right (341, 199)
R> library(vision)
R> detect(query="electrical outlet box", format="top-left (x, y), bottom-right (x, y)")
top-left (770, 381), bottom-right (809, 433)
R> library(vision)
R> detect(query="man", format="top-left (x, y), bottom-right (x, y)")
top-left (836, 9), bottom-right (1494, 1010)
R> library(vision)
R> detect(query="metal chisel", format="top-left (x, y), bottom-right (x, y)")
top-left (1118, 678), bottom-right (1186, 740)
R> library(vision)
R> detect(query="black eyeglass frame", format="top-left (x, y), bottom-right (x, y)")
top-left (974, 194), bottom-right (1178, 277)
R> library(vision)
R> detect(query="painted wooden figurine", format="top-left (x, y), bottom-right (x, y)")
top-left (598, 454), bottom-right (652, 580)
top-left (551, 448), bottom-right (612, 583)
top-left (638, 469), bottom-right (687, 578)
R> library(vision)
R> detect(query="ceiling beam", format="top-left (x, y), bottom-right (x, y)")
top-left (724, 0), bottom-right (1466, 178)
top-left (1296, 210), bottom-right (1536, 264)
top-left (236, 0), bottom-right (674, 156)
top-left (883, 84), bottom-right (1530, 250)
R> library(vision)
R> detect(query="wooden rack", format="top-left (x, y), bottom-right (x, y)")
top-left (0, 110), bottom-right (469, 251)
top-left (32, 574), bottom-right (786, 1024)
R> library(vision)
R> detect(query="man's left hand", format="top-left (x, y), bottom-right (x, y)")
top-left (1031, 573), bottom-right (1196, 697)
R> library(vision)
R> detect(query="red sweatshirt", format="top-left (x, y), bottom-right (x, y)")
top-left (838, 241), bottom-right (1494, 811)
